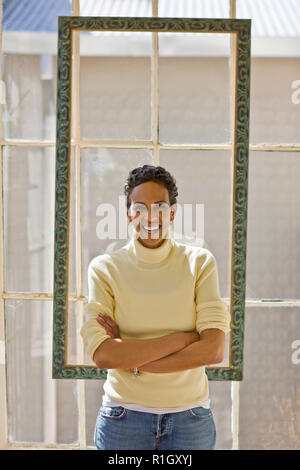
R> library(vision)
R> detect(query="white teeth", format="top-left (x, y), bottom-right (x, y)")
top-left (142, 225), bottom-right (159, 231)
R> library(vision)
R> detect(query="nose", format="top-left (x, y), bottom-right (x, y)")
top-left (139, 207), bottom-right (158, 225)
top-left (143, 218), bottom-right (160, 227)
top-left (147, 211), bottom-right (160, 225)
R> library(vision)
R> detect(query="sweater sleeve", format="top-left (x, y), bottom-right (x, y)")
top-left (194, 250), bottom-right (231, 335)
top-left (80, 258), bottom-right (115, 363)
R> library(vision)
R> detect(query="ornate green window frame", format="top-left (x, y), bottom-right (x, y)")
top-left (53, 16), bottom-right (251, 381)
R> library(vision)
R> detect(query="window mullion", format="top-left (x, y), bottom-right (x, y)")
top-left (0, 0), bottom-right (9, 450)
top-left (152, 0), bottom-right (159, 166)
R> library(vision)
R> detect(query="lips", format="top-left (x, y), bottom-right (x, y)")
top-left (140, 224), bottom-right (162, 235)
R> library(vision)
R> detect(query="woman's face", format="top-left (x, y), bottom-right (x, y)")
top-left (127, 181), bottom-right (176, 249)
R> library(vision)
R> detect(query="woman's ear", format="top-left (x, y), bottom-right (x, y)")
top-left (170, 202), bottom-right (177, 222)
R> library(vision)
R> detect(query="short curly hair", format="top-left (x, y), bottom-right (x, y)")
top-left (124, 165), bottom-right (178, 210)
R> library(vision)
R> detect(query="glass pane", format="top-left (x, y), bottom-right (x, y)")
top-left (5, 299), bottom-right (79, 444)
top-left (85, 379), bottom-right (106, 448)
top-left (239, 306), bottom-right (300, 450)
top-left (210, 382), bottom-right (233, 450)
top-left (158, 31), bottom-right (231, 145)
top-left (236, 0), bottom-right (300, 38)
top-left (81, 148), bottom-right (153, 296)
top-left (67, 301), bottom-right (79, 365)
top-left (158, 0), bottom-right (230, 18)
top-left (67, 301), bottom-right (91, 366)
top-left (160, 150), bottom-right (232, 299)
top-left (243, 58), bottom-right (300, 144)
top-left (79, 32), bottom-right (152, 140)
top-left (2, 0), bottom-right (72, 140)
top-left (3, 146), bottom-right (76, 294)
top-left (80, 0), bottom-right (152, 16)
top-left (3, 146), bottom-right (54, 293)
top-left (237, 0), bottom-right (300, 144)
top-left (246, 151), bottom-right (300, 300)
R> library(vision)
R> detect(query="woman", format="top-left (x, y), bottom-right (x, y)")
top-left (80, 165), bottom-right (231, 450)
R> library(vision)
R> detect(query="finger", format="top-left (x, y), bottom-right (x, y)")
top-left (96, 317), bottom-right (109, 328)
top-left (97, 313), bottom-right (111, 324)
top-left (96, 316), bottom-right (116, 338)
top-left (97, 315), bottom-right (109, 325)
top-left (97, 313), bottom-right (106, 320)
top-left (97, 317), bottom-right (112, 330)
top-left (100, 314), bottom-right (114, 325)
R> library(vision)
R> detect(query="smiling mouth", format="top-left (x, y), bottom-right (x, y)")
top-left (140, 224), bottom-right (162, 235)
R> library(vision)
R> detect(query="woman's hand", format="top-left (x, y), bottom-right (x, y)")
top-left (96, 312), bottom-right (121, 339)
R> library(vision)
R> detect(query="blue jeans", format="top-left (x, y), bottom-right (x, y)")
top-left (94, 405), bottom-right (216, 450)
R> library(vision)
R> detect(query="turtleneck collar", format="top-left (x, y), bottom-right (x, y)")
top-left (127, 225), bottom-right (175, 267)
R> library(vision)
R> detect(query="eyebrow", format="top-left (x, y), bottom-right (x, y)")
top-left (133, 200), bottom-right (168, 204)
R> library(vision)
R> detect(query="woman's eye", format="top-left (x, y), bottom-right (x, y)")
top-left (132, 204), bottom-right (147, 214)
top-left (157, 203), bottom-right (169, 211)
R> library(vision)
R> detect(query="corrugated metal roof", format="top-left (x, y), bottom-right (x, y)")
top-left (2, 0), bottom-right (300, 37)
top-left (2, 0), bottom-right (72, 32)
top-left (236, 0), bottom-right (300, 37)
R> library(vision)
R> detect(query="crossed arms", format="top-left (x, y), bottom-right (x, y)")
top-left (93, 328), bottom-right (225, 373)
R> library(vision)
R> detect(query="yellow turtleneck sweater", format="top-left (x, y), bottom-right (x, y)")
top-left (80, 226), bottom-right (231, 409)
